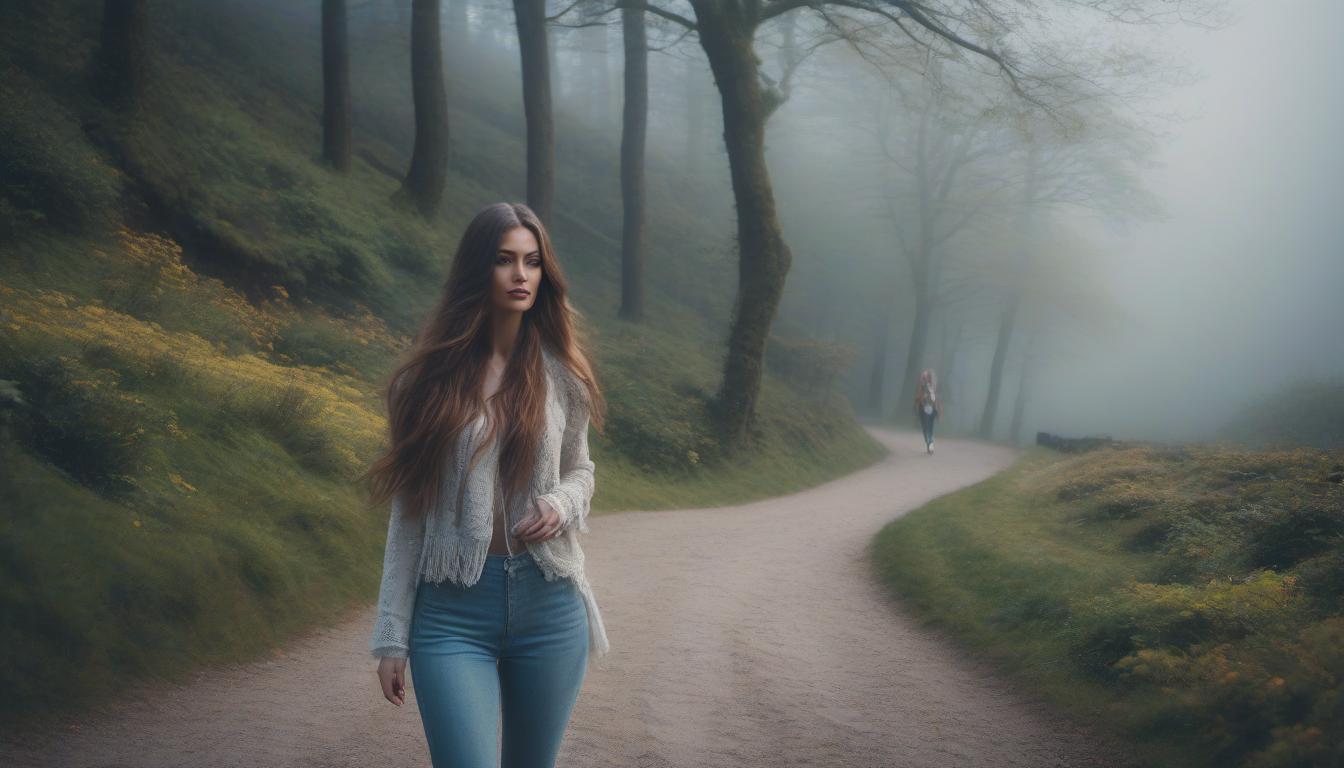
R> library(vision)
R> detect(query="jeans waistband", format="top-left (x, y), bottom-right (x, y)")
top-left (485, 549), bottom-right (536, 572)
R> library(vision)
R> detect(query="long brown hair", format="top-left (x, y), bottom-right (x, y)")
top-left (915, 369), bottom-right (937, 406)
top-left (361, 202), bottom-right (605, 525)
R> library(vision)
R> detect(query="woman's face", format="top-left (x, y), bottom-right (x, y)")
top-left (491, 226), bottom-right (542, 314)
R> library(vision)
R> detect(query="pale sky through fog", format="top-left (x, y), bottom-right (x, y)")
top-left (1029, 0), bottom-right (1344, 442)
top-left (497, 0), bottom-right (1339, 444)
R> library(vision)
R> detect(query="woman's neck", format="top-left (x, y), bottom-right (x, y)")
top-left (489, 310), bottom-right (523, 361)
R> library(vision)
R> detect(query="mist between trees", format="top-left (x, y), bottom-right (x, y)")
top-left (132, 0), bottom-right (1340, 448)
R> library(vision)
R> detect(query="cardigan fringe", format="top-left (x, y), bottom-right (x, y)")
top-left (370, 345), bottom-right (608, 666)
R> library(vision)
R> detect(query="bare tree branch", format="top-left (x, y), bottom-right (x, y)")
top-left (610, 0), bottom-right (698, 31)
top-left (545, 0), bottom-right (589, 23)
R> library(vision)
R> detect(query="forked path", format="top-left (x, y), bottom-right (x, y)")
top-left (1, 428), bottom-right (1136, 767)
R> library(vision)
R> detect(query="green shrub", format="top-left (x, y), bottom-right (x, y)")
top-left (1090, 487), bottom-right (1162, 520)
top-left (1241, 501), bottom-right (1344, 571)
top-left (1145, 552), bottom-right (1202, 585)
top-left (1125, 520), bottom-right (1174, 553)
top-left (13, 354), bottom-right (158, 498)
top-left (605, 402), bottom-right (717, 474)
top-left (764, 335), bottom-right (857, 401)
top-left (1063, 570), bottom-right (1300, 691)
top-left (987, 592), bottom-right (1072, 628)
top-left (1294, 549), bottom-right (1344, 612)
top-left (210, 381), bottom-right (349, 478)
top-left (1067, 606), bottom-right (1140, 681)
top-left (270, 313), bottom-right (385, 375)
top-left (220, 525), bottom-right (287, 599)
top-left (0, 66), bottom-right (123, 239)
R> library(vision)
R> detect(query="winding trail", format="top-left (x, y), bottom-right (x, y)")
top-left (2, 427), bottom-right (1137, 767)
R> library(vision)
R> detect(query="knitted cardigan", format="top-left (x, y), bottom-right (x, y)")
top-left (369, 345), bottom-right (608, 664)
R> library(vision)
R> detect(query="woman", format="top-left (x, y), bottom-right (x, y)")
top-left (362, 202), bottom-right (609, 768)
top-left (914, 369), bottom-right (941, 454)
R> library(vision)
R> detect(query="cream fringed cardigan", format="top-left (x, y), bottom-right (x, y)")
top-left (369, 345), bottom-right (607, 665)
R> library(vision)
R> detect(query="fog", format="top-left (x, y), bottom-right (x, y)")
top-left (1028, 0), bottom-right (1344, 441)
top-left (747, 0), bottom-right (1344, 443)
top-left (363, 0), bottom-right (1342, 445)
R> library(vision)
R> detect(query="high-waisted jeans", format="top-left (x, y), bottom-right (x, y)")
top-left (409, 550), bottom-right (589, 768)
top-left (919, 409), bottom-right (937, 446)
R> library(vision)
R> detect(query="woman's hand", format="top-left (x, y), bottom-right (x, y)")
top-left (514, 497), bottom-right (563, 542)
top-left (378, 656), bottom-right (407, 706)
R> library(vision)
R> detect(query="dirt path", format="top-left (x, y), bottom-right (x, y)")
top-left (1, 428), bottom-right (1137, 767)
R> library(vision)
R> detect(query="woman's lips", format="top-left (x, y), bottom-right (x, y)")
top-left (508, 290), bottom-right (530, 298)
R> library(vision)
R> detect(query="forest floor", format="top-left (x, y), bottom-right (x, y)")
top-left (0, 428), bottom-right (1138, 768)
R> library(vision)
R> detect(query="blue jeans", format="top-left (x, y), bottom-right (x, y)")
top-left (919, 409), bottom-right (937, 446)
top-left (409, 551), bottom-right (589, 768)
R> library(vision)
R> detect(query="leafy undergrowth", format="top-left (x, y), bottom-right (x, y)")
top-left (872, 445), bottom-right (1344, 768)
top-left (0, 0), bottom-right (887, 732)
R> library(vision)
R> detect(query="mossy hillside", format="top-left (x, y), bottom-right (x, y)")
top-left (0, 230), bottom-right (882, 732)
top-left (0, 0), bottom-right (886, 729)
top-left (0, 254), bottom-right (394, 726)
top-left (871, 445), bottom-right (1344, 768)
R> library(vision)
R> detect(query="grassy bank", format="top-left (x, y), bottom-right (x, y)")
top-left (0, 0), bottom-right (886, 730)
top-left (871, 445), bottom-right (1344, 768)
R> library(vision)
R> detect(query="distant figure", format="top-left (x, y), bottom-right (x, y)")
top-left (914, 369), bottom-right (942, 454)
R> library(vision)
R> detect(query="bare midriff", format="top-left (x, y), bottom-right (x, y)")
top-left (486, 493), bottom-right (526, 556)
top-left (480, 366), bottom-right (527, 557)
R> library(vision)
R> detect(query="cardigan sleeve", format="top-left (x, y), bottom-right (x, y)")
top-left (369, 492), bottom-right (426, 659)
top-left (535, 387), bottom-right (596, 534)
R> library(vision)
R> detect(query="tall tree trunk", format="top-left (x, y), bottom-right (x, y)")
top-left (322, 0), bottom-right (352, 172)
top-left (897, 292), bottom-right (932, 420)
top-left (96, 0), bottom-right (147, 111)
top-left (513, 0), bottom-right (554, 223)
top-left (979, 293), bottom-right (1018, 439)
top-left (897, 109), bottom-right (934, 411)
top-left (547, 0), bottom-right (562, 102)
top-left (618, 4), bottom-right (648, 322)
top-left (397, 0), bottom-right (449, 217)
top-left (866, 294), bottom-right (897, 415)
top-left (693, 2), bottom-right (793, 451)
